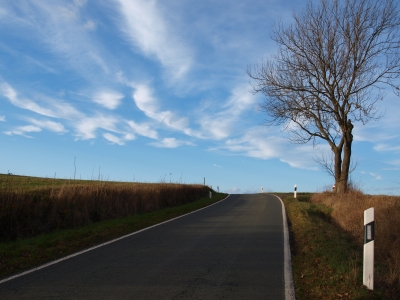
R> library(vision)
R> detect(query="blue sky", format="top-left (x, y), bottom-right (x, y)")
top-left (1, 0), bottom-right (399, 195)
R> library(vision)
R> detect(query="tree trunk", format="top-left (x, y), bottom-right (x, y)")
top-left (336, 142), bottom-right (351, 193)
top-left (334, 148), bottom-right (343, 192)
top-left (335, 120), bottom-right (354, 194)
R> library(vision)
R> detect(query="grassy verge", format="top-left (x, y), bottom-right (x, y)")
top-left (278, 193), bottom-right (381, 299)
top-left (311, 191), bottom-right (400, 295)
top-left (0, 192), bottom-right (228, 280)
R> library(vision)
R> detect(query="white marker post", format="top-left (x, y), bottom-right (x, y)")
top-left (363, 207), bottom-right (375, 290)
top-left (209, 190), bottom-right (212, 199)
top-left (294, 184), bottom-right (297, 198)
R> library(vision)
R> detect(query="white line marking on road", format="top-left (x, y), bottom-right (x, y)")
top-left (0, 195), bottom-right (231, 285)
top-left (273, 194), bottom-right (296, 300)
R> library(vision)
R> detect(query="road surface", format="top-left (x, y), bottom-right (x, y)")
top-left (0, 193), bottom-right (291, 299)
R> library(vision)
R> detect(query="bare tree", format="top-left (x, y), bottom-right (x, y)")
top-left (248, 0), bottom-right (400, 193)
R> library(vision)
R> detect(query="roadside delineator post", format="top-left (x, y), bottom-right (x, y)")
top-left (294, 184), bottom-right (297, 198)
top-left (209, 190), bottom-right (212, 199)
top-left (363, 207), bottom-right (375, 290)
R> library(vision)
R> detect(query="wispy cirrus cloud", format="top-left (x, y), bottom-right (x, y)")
top-left (0, 82), bottom-right (81, 120)
top-left (92, 90), bottom-right (124, 110)
top-left (4, 119), bottom-right (67, 137)
top-left (361, 171), bottom-right (382, 180)
top-left (198, 83), bottom-right (256, 140)
top-left (115, 0), bottom-right (193, 81)
top-left (212, 126), bottom-right (319, 170)
top-left (132, 83), bottom-right (193, 135)
top-left (0, 1), bottom-right (111, 81)
top-left (126, 120), bottom-right (158, 139)
top-left (74, 114), bottom-right (120, 140)
top-left (386, 159), bottom-right (400, 169)
top-left (150, 137), bottom-right (194, 148)
top-left (103, 132), bottom-right (134, 146)
top-left (5, 125), bottom-right (41, 138)
top-left (0, 81), bottom-right (123, 142)
top-left (0, 115), bottom-right (5, 122)
top-left (28, 118), bottom-right (67, 134)
top-left (373, 143), bottom-right (400, 152)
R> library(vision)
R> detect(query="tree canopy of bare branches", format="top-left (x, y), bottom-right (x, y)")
top-left (248, 0), bottom-right (400, 193)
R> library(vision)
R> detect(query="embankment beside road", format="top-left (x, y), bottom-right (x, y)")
top-left (311, 191), bottom-right (400, 298)
top-left (281, 192), bottom-right (400, 299)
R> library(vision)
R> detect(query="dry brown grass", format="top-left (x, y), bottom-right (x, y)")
top-left (311, 190), bottom-right (400, 293)
top-left (0, 179), bottom-right (208, 242)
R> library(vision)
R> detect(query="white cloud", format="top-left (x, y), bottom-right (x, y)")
top-left (0, 82), bottom-right (82, 120)
top-left (0, 115), bottom-right (5, 121)
top-left (103, 132), bottom-right (125, 145)
top-left (0, 82), bottom-right (131, 142)
top-left (74, 114), bottom-right (119, 140)
top-left (28, 118), bottom-right (67, 133)
top-left (127, 120), bottom-right (158, 139)
top-left (212, 126), bottom-right (319, 170)
top-left (103, 132), bottom-right (135, 145)
top-left (388, 160), bottom-right (400, 168)
top-left (373, 143), bottom-right (400, 152)
top-left (83, 19), bottom-right (96, 31)
top-left (353, 93), bottom-right (400, 144)
top-left (361, 171), bottom-right (382, 180)
top-left (5, 125), bottom-right (42, 137)
top-left (115, 0), bottom-right (192, 81)
top-left (132, 83), bottom-right (191, 134)
top-left (4, 119), bottom-right (67, 137)
top-left (92, 90), bottom-right (124, 110)
top-left (150, 137), bottom-right (194, 148)
top-left (123, 133), bottom-right (135, 141)
top-left (0, 7), bottom-right (7, 18)
top-left (0, 1), bottom-right (110, 78)
top-left (198, 84), bottom-right (257, 140)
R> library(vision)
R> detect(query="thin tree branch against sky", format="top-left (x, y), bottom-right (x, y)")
top-left (1, 0), bottom-right (399, 195)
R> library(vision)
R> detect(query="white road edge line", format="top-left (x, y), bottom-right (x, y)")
top-left (0, 194), bottom-right (231, 285)
top-left (273, 194), bottom-right (296, 300)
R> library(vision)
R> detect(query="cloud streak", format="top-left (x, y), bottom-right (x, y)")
top-left (212, 126), bottom-right (319, 170)
top-left (92, 90), bottom-right (124, 110)
top-left (0, 82), bottom-right (81, 120)
top-left (28, 118), bottom-right (68, 133)
top-left (132, 83), bottom-right (192, 135)
top-left (361, 171), bottom-right (382, 180)
top-left (115, 0), bottom-right (193, 81)
top-left (198, 84), bottom-right (256, 140)
top-left (150, 137), bottom-right (194, 148)
top-left (5, 125), bottom-right (41, 138)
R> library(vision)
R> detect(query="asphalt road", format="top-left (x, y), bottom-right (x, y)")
top-left (0, 194), bottom-right (286, 299)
